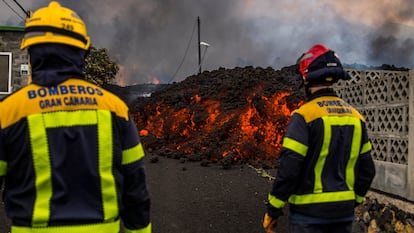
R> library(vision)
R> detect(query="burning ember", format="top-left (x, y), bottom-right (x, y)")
top-left (131, 65), bottom-right (304, 168)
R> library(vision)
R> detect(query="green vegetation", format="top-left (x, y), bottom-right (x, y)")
top-left (84, 46), bottom-right (119, 86)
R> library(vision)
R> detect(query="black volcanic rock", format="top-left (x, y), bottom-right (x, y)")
top-left (130, 65), bottom-right (305, 168)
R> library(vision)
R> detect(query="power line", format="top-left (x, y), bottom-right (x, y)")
top-left (167, 19), bottom-right (197, 84)
top-left (2, 0), bottom-right (25, 21)
top-left (12, 0), bottom-right (29, 17)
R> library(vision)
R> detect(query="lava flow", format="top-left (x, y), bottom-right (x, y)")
top-left (131, 65), bottom-right (305, 168)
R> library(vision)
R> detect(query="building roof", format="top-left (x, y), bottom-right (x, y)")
top-left (0, 25), bottom-right (24, 32)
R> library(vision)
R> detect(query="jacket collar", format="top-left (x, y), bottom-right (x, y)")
top-left (306, 88), bottom-right (338, 102)
top-left (29, 44), bottom-right (86, 86)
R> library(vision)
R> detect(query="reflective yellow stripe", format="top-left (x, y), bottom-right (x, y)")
top-left (314, 116), bottom-right (361, 193)
top-left (345, 118), bottom-right (361, 190)
top-left (355, 195), bottom-right (365, 203)
top-left (122, 143), bottom-right (145, 165)
top-left (124, 223), bottom-right (152, 233)
top-left (97, 110), bottom-right (118, 220)
top-left (11, 220), bottom-right (120, 233)
top-left (314, 117), bottom-right (331, 193)
top-left (28, 114), bottom-right (52, 227)
top-left (282, 137), bottom-right (308, 157)
top-left (28, 110), bottom-right (119, 225)
top-left (288, 190), bottom-right (356, 205)
top-left (360, 141), bottom-right (372, 154)
top-left (43, 111), bottom-right (98, 127)
top-left (0, 161), bottom-right (7, 176)
top-left (268, 193), bottom-right (286, 208)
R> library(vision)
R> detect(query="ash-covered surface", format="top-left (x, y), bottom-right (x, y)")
top-left (131, 66), bottom-right (304, 169)
top-left (353, 197), bottom-right (414, 232)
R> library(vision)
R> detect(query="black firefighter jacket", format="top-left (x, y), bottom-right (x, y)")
top-left (267, 88), bottom-right (376, 219)
top-left (0, 44), bottom-right (151, 233)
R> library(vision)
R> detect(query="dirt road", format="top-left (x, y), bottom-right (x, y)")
top-left (146, 155), bottom-right (288, 233)
top-left (0, 155), bottom-right (289, 233)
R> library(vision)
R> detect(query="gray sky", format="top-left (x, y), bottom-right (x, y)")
top-left (1, 0), bottom-right (414, 85)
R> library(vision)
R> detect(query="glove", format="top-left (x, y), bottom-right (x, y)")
top-left (263, 213), bottom-right (278, 233)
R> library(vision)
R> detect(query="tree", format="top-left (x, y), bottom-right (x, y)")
top-left (84, 46), bottom-right (119, 86)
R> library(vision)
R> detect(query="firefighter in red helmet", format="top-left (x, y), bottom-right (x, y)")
top-left (0, 2), bottom-right (151, 233)
top-left (263, 44), bottom-right (375, 233)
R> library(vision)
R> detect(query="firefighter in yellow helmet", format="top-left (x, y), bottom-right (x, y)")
top-left (263, 44), bottom-right (375, 233)
top-left (0, 2), bottom-right (151, 233)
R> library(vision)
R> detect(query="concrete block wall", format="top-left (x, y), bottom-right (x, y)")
top-left (335, 69), bottom-right (414, 201)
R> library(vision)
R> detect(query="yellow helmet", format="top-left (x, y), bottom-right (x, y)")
top-left (20, 1), bottom-right (90, 50)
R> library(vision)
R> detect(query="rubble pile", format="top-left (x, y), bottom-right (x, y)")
top-left (131, 65), bottom-right (304, 168)
top-left (354, 197), bottom-right (414, 233)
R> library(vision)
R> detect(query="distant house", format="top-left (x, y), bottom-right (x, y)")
top-left (0, 25), bottom-right (27, 99)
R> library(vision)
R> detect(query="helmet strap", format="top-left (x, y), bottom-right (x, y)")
top-left (305, 85), bottom-right (312, 98)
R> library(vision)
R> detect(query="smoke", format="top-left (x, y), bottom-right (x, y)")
top-left (323, 0), bottom-right (414, 67)
top-left (1, 0), bottom-right (414, 85)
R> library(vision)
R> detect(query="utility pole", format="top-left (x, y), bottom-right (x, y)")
top-left (197, 16), bottom-right (201, 74)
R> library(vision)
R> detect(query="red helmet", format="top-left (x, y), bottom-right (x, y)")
top-left (297, 44), bottom-right (350, 84)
